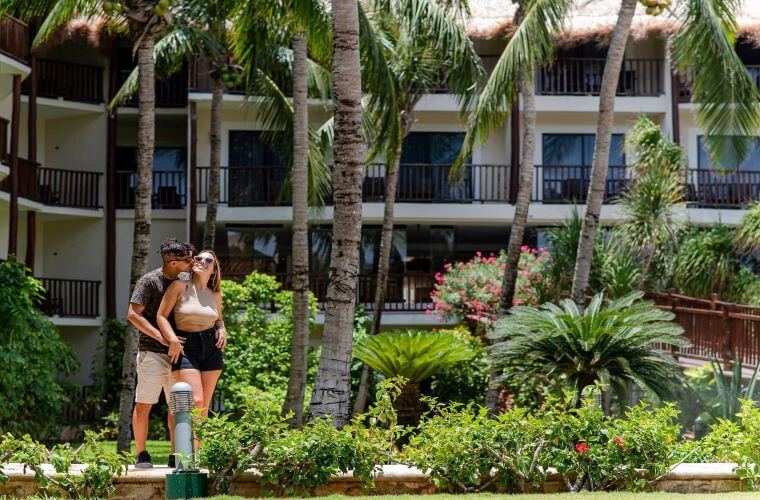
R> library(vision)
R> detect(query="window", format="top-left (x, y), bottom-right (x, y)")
top-left (698, 137), bottom-right (760, 170)
top-left (221, 225), bottom-right (290, 275)
top-left (402, 132), bottom-right (465, 164)
top-left (115, 147), bottom-right (187, 208)
top-left (229, 131), bottom-right (285, 166)
top-left (399, 132), bottom-right (468, 200)
top-left (542, 134), bottom-right (624, 165)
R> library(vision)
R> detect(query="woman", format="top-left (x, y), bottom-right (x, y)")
top-left (157, 249), bottom-right (227, 422)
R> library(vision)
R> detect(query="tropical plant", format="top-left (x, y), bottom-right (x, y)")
top-left (673, 224), bottom-right (739, 298)
top-left (571, 0), bottom-right (760, 306)
top-left (590, 235), bottom-right (642, 300)
top-left (488, 292), bottom-right (688, 406)
top-left (352, 0), bottom-right (485, 415)
top-left (687, 358), bottom-right (760, 423)
top-left (726, 267), bottom-right (760, 306)
top-left (0, 258), bottom-right (78, 438)
top-left (737, 203), bottom-right (760, 253)
top-left (616, 116), bottom-right (684, 287)
top-left (353, 330), bottom-right (475, 425)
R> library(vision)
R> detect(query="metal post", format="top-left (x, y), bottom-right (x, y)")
top-left (166, 382), bottom-right (207, 499)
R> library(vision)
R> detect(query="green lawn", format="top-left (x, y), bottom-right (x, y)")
top-left (102, 440), bottom-right (172, 465)
top-left (211, 495), bottom-right (757, 500)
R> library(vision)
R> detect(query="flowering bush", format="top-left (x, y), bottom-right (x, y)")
top-left (430, 247), bottom-right (552, 327)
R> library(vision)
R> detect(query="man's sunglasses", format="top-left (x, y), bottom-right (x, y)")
top-left (194, 256), bottom-right (215, 264)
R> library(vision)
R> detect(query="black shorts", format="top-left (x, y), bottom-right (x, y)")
top-left (172, 328), bottom-right (224, 372)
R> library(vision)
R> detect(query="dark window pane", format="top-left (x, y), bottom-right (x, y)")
top-left (542, 133), bottom-right (624, 166)
top-left (229, 131), bottom-right (285, 166)
top-left (698, 136), bottom-right (760, 170)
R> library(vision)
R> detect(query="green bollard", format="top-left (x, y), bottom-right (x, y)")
top-left (166, 382), bottom-right (207, 499)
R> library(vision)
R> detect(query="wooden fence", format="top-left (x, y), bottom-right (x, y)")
top-left (651, 291), bottom-right (760, 368)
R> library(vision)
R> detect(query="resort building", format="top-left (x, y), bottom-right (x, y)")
top-left (2, 1), bottom-right (760, 385)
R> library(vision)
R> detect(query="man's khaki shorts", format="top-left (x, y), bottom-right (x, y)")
top-left (135, 351), bottom-right (175, 405)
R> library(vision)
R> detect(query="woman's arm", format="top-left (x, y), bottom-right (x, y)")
top-left (157, 281), bottom-right (186, 363)
top-left (214, 292), bottom-right (227, 350)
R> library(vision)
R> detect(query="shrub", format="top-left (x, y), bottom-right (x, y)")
top-left (430, 248), bottom-right (551, 329)
top-left (0, 258), bottom-right (78, 438)
top-left (218, 272), bottom-right (318, 411)
top-left (674, 224), bottom-right (739, 298)
top-left (488, 292), bottom-right (688, 406)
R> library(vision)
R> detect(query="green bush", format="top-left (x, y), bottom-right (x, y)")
top-left (218, 272), bottom-right (318, 411)
top-left (0, 258), bottom-right (78, 438)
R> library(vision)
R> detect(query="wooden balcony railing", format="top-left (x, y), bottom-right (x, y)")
top-left (116, 170), bottom-right (187, 209)
top-left (532, 165), bottom-right (629, 203)
top-left (0, 162), bottom-right (101, 208)
top-left (536, 58), bottom-right (663, 96)
top-left (679, 65), bottom-right (760, 102)
top-left (23, 58), bottom-right (104, 103)
top-left (0, 16), bottom-right (29, 64)
top-left (217, 264), bottom-right (435, 312)
top-left (197, 166), bottom-right (289, 206)
top-left (38, 277), bottom-right (100, 318)
top-left (117, 68), bottom-right (188, 107)
top-left (652, 291), bottom-right (760, 368)
top-left (685, 168), bottom-right (760, 208)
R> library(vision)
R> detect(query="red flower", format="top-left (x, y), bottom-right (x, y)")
top-left (575, 443), bottom-right (589, 455)
top-left (613, 436), bottom-right (624, 447)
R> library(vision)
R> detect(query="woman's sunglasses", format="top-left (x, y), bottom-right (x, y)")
top-left (193, 256), bottom-right (215, 265)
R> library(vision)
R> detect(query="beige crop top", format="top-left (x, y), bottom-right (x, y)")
top-left (174, 282), bottom-right (219, 330)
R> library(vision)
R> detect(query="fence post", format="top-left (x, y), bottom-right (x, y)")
top-left (670, 295), bottom-right (680, 361)
top-left (721, 305), bottom-right (734, 370)
top-left (710, 292), bottom-right (718, 311)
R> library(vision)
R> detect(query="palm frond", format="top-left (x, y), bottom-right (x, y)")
top-left (672, 0), bottom-right (760, 167)
top-left (737, 203), bottom-right (760, 253)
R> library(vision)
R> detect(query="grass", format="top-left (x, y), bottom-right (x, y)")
top-left (101, 440), bottom-right (172, 465)
top-left (210, 495), bottom-right (758, 499)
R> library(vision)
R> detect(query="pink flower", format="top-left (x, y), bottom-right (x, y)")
top-left (613, 437), bottom-right (624, 447)
top-left (575, 443), bottom-right (589, 455)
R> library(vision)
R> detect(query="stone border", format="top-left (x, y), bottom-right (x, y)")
top-left (0, 462), bottom-right (748, 499)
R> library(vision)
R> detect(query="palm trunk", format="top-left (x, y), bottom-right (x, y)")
top-left (202, 71), bottom-right (223, 250)
top-left (284, 33), bottom-right (310, 428)
top-left (570, 0), bottom-right (637, 307)
top-left (117, 36), bottom-right (156, 453)
top-left (352, 143), bottom-right (403, 416)
top-left (485, 72), bottom-right (537, 414)
top-left (394, 382), bottom-right (422, 428)
top-left (309, 0), bottom-right (364, 427)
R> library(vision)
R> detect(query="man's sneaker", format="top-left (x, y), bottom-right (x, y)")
top-left (135, 450), bottom-right (153, 469)
top-left (167, 454), bottom-right (176, 468)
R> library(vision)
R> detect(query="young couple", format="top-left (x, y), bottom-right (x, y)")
top-left (127, 238), bottom-right (227, 468)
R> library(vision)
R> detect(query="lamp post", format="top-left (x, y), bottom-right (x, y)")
top-left (165, 382), bottom-right (207, 499)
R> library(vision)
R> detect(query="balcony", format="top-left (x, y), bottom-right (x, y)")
top-left (117, 67), bottom-right (188, 108)
top-left (116, 170), bottom-right (186, 209)
top-left (23, 58), bottom-right (104, 103)
top-left (685, 169), bottom-right (760, 208)
top-left (532, 165), bottom-right (628, 203)
top-left (536, 58), bottom-right (664, 96)
top-left (196, 164), bottom-right (512, 206)
top-left (217, 263), bottom-right (434, 312)
top-left (38, 277), bottom-right (100, 318)
top-left (0, 15), bottom-right (29, 65)
top-left (679, 66), bottom-right (760, 102)
top-left (0, 161), bottom-right (102, 209)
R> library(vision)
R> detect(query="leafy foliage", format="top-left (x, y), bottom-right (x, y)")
top-left (0, 258), bottom-right (78, 438)
top-left (218, 272), bottom-right (318, 411)
top-left (674, 224), bottom-right (739, 298)
top-left (686, 359), bottom-right (760, 423)
top-left (737, 203), bottom-right (760, 253)
top-left (89, 319), bottom-right (128, 420)
top-left (0, 430), bottom-right (131, 498)
top-left (353, 330), bottom-right (475, 382)
top-left (488, 292), bottom-right (688, 405)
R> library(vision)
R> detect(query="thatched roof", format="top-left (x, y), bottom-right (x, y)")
top-left (40, 15), bottom-right (114, 53)
top-left (466, 0), bottom-right (760, 46)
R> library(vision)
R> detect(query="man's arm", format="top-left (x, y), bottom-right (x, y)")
top-left (127, 303), bottom-right (168, 346)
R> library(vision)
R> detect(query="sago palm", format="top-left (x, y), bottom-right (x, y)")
top-left (354, 330), bottom-right (475, 425)
top-left (488, 292), bottom-right (688, 407)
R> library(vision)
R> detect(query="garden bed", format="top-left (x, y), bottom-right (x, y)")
top-left (0, 463), bottom-right (750, 499)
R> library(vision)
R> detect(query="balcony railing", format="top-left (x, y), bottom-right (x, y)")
top-left (38, 278), bottom-right (100, 317)
top-left (23, 58), bottom-right (104, 103)
top-left (679, 65), bottom-right (760, 102)
top-left (197, 164), bottom-right (512, 206)
top-left (217, 264), bottom-right (434, 312)
top-left (685, 168), bottom-right (760, 208)
top-left (117, 68), bottom-right (188, 107)
top-left (536, 58), bottom-right (663, 96)
top-left (116, 170), bottom-right (187, 209)
top-left (0, 16), bottom-right (28, 64)
top-left (532, 165), bottom-right (629, 203)
top-left (0, 162), bottom-right (102, 208)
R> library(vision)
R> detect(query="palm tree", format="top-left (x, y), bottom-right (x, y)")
top-left (353, 330), bottom-right (475, 425)
top-left (352, 0), bottom-right (485, 415)
top-left (307, 0), bottom-right (365, 427)
top-left (488, 292), bottom-right (688, 407)
top-left (571, 0), bottom-right (760, 306)
top-left (616, 116), bottom-right (684, 285)
top-left (4, 0), bottom-right (175, 452)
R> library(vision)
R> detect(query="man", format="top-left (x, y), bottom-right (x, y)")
top-left (127, 238), bottom-right (195, 468)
